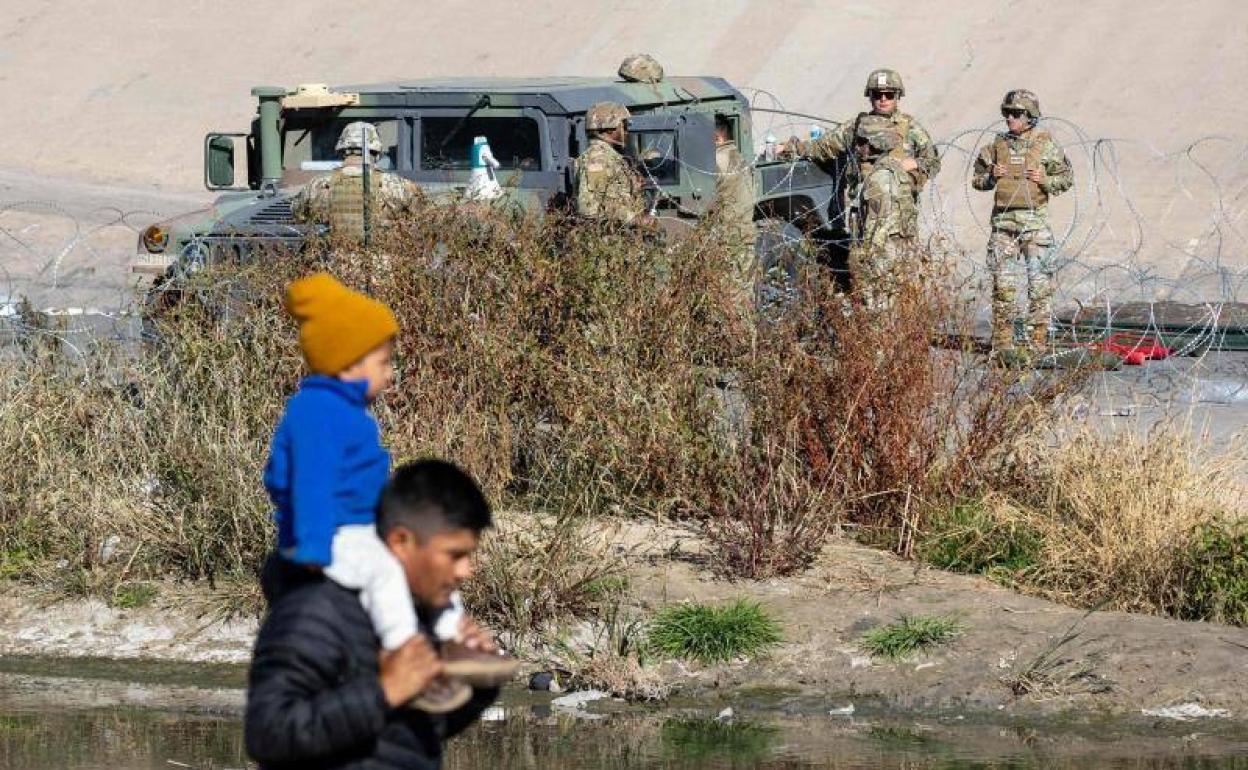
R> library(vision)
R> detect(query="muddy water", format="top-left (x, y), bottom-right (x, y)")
top-left (1, 657), bottom-right (1247, 769)
top-left (3, 704), bottom-right (1248, 769)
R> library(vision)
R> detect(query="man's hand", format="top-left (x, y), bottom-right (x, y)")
top-left (457, 616), bottom-right (499, 654)
top-left (900, 157), bottom-right (919, 173)
top-left (991, 163), bottom-right (1008, 178)
top-left (379, 636), bottom-right (442, 708)
top-left (1025, 167), bottom-right (1045, 183)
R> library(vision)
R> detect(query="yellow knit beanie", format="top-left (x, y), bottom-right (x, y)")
top-left (285, 272), bottom-right (399, 375)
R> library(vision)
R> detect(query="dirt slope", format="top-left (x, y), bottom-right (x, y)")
top-left (2, 0), bottom-right (1246, 298)
top-left (1, 0), bottom-right (1243, 189)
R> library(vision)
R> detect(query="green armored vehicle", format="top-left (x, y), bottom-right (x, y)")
top-left (134, 73), bottom-right (839, 278)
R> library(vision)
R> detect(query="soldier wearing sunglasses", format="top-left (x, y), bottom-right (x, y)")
top-left (971, 89), bottom-right (1073, 363)
top-left (782, 69), bottom-right (940, 293)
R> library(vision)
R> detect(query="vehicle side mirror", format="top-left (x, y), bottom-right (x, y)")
top-left (204, 133), bottom-right (251, 191)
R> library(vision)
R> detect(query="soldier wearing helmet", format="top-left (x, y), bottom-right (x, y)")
top-left (782, 69), bottom-right (940, 296)
top-left (292, 121), bottom-right (420, 246)
top-left (972, 89), bottom-right (1074, 361)
top-left (573, 101), bottom-right (646, 225)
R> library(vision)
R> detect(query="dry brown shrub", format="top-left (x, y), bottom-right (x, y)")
top-left (988, 420), bottom-right (1248, 615)
top-left (780, 252), bottom-right (1085, 552)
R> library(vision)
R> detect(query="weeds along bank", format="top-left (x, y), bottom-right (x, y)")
top-left (0, 200), bottom-right (1244, 634)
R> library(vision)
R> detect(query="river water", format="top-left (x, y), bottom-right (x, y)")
top-left (3, 701), bottom-right (1248, 769)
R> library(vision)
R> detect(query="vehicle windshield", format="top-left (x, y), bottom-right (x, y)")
top-left (421, 116), bottom-right (542, 171)
top-left (282, 118), bottom-right (399, 171)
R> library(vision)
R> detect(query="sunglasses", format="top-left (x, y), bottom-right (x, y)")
top-left (1002, 109), bottom-right (1027, 119)
top-left (870, 91), bottom-right (898, 100)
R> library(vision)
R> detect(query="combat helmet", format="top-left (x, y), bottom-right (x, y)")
top-left (863, 68), bottom-right (905, 97)
top-left (855, 113), bottom-right (902, 154)
top-left (618, 54), bottom-right (664, 84)
top-left (1000, 89), bottom-right (1041, 120)
top-left (586, 101), bottom-right (631, 132)
top-left (335, 121), bottom-right (383, 155)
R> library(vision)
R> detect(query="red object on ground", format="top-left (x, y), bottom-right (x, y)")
top-left (1095, 333), bottom-right (1172, 365)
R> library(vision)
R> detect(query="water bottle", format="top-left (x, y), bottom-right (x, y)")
top-left (763, 133), bottom-right (777, 162)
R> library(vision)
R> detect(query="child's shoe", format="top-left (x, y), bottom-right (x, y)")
top-left (408, 675), bottom-right (473, 713)
top-left (440, 641), bottom-right (522, 688)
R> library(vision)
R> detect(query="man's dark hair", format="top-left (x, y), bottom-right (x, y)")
top-left (714, 114), bottom-right (733, 137)
top-left (378, 459), bottom-right (492, 537)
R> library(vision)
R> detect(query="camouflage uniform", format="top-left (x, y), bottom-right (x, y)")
top-left (845, 121), bottom-right (919, 308)
top-left (291, 121), bottom-right (420, 246)
top-left (792, 72), bottom-right (938, 303)
top-left (574, 102), bottom-right (646, 225)
top-left (292, 166), bottom-right (420, 244)
top-left (797, 109), bottom-right (941, 200)
top-left (713, 137), bottom-right (758, 309)
top-left (971, 90), bottom-right (1074, 351)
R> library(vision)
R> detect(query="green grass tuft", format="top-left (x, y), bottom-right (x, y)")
top-left (647, 599), bottom-right (781, 665)
top-left (917, 503), bottom-right (1041, 585)
top-left (111, 583), bottom-right (158, 610)
top-left (860, 614), bottom-right (962, 660)
top-left (1180, 520), bottom-right (1248, 626)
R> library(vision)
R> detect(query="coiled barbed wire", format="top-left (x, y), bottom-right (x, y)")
top-left (2, 97), bottom-right (1247, 407)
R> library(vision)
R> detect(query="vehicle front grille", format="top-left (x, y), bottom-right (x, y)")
top-left (248, 198), bottom-right (295, 225)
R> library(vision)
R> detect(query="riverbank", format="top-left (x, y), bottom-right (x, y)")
top-left (3, 526), bottom-right (1246, 724)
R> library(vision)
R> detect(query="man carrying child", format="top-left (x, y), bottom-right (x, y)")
top-left (246, 274), bottom-right (516, 768)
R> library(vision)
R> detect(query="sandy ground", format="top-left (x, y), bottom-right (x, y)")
top-left (634, 534), bottom-right (1248, 719)
top-left (3, 524), bottom-right (1247, 722)
top-left (0, 169), bottom-right (211, 309)
top-left (1, 0), bottom-right (1247, 312)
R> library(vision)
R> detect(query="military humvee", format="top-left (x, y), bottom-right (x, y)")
top-left (133, 74), bottom-right (839, 278)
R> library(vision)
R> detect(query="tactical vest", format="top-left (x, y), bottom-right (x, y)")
top-left (326, 170), bottom-right (382, 244)
top-left (992, 131), bottom-right (1049, 210)
top-left (851, 111), bottom-right (911, 179)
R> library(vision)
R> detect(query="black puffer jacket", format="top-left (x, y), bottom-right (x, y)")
top-left (245, 555), bottom-right (497, 770)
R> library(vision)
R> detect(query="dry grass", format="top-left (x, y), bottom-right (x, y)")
top-left (460, 509), bottom-right (630, 651)
top-left (0, 266), bottom-right (299, 595)
top-left (4, 199), bottom-right (1237, 632)
top-left (986, 421), bottom-right (1248, 617)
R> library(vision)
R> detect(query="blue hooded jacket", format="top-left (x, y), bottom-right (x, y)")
top-left (264, 376), bottom-right (391, 566)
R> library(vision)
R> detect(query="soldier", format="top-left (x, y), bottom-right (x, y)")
top-left (292, 122), bottom-right (420, 245)
top-left (573, 101), bottom-right (647, 226)
top-left (712, 114), bottom-right (758, 311)
top-left (784, 68), bottom-right (940, 240)
top-left (971, 89), bottom-right (1073, 359)
top-left (846, 115), bottom-right (920, 308)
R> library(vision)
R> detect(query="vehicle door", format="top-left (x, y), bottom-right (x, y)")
top-left (626, 112), bottom-right (717, 217)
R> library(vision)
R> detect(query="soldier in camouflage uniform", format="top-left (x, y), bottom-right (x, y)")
top-left (292, 121), bottom-right (420, 245)
top-left (783, 69), bottom-right (939, 297)
top-left (713, 114), bottom-right (758, 312)
top-left (573, 101), bottom-right (647, 225)
top-left (971, 90), bottom-right (1073, 357)
top-left (846, 116), bottom-right (920, 308)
